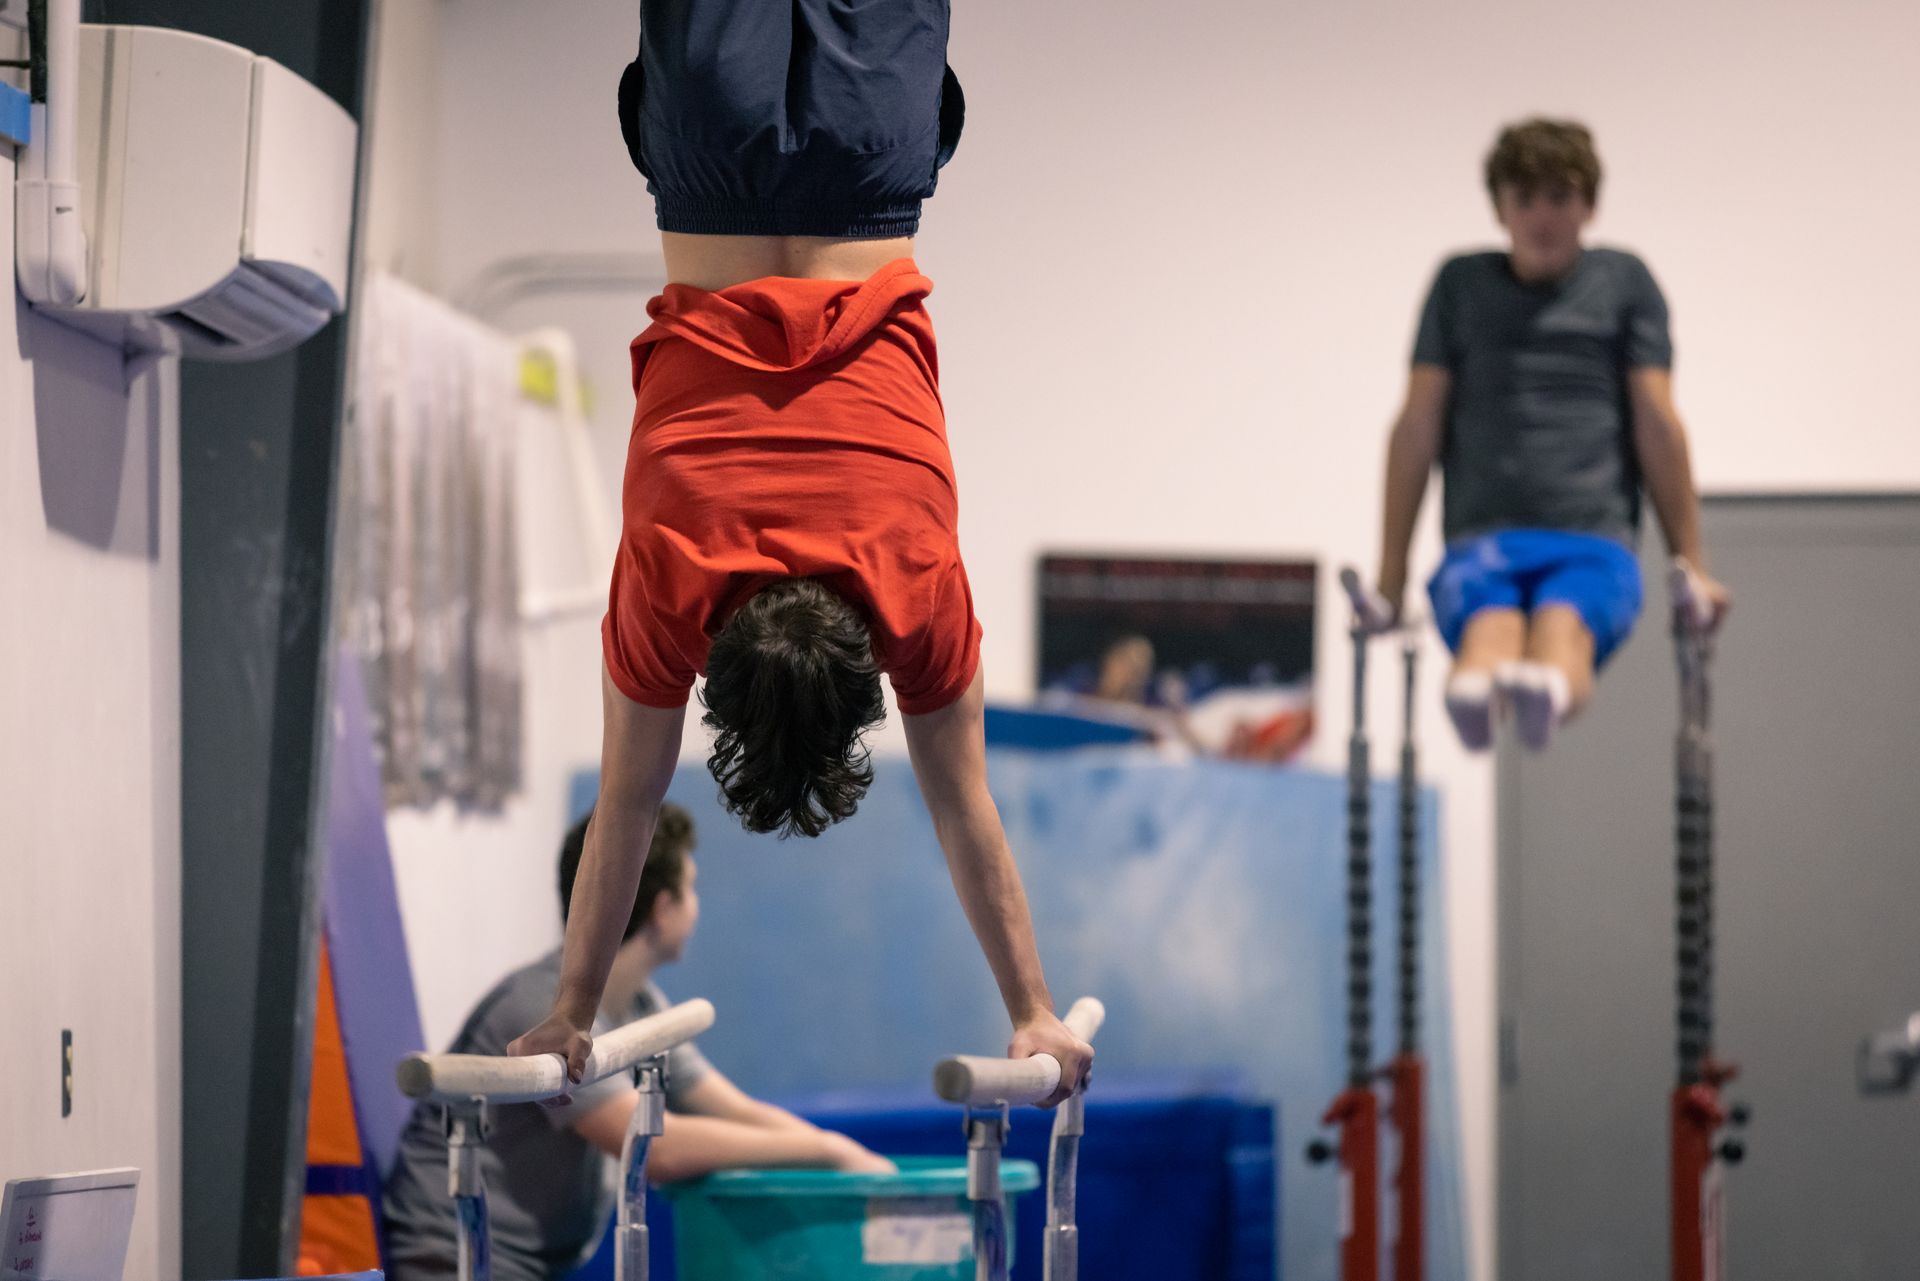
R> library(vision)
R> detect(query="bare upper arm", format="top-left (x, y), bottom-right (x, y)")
top-left (1396, 364), bottom-right (1452, 451)
top-left (597, 661), bottom-right (688, 815)
top-left (1627, 366), bottom-right (1681, 430)
top-left (899, 671), bottom-right (990, 818)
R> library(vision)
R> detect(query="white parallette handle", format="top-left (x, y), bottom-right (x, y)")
top-left (932, 997), bottom-right (1105, 1107)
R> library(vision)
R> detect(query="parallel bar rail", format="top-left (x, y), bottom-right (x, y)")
top-left (397, 998), bottom-right (714, 1105)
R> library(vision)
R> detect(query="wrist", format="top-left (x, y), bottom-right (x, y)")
top-left (1006, 990), bottom-right (1056, 1027)
top-left (1670, 544), bottom-right (1707, 573)
top-left (552, 989), bottom-right (599, 1030)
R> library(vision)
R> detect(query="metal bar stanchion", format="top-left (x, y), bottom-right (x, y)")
top-left (1043, 999), bottom-right (1104, 1281)
top-left (616, 1056), bottom-right (667, 1281)
top-left (966, 1105), bottom-right (1013, 1281)
top-left (447, 1101), bottom-right (493, 1281)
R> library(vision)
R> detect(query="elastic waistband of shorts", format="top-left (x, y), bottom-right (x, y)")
top-left (654, 194), bottom-right (924, 239)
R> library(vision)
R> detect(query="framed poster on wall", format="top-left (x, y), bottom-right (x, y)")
top-left (1036, 554), bottom-right (1317, 760)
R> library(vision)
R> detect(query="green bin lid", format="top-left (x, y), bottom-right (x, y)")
top-left (663, 1156), bottom-right (1040, 1199)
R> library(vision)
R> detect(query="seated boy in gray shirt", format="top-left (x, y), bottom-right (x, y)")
top-left (381, 804), bottom-right (891, 1281)
top-left (1372, 117), bottom-right (1730, 751)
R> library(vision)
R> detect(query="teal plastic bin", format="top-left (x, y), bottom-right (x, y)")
top-left (663, 1156), bottom-right (1039, 1279)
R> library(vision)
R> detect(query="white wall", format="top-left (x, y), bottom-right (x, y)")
top-left (375, 1), bottom-right (1920, 1277)
top-left (0, 144), bottom-right (183, 1279)
top-left (361, 0), bottom-right (442, 287)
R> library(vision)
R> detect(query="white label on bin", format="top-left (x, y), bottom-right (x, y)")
top-left (862, 1198), bottom-right (972, 1264)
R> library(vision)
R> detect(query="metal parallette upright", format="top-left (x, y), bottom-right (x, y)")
top-left (965, 1102), bottom-right (1013, 1281)
top-left (1040, 999), bottom-right (1106, 1281)
top-left (616, 1057), bottom-right (668, 1281)
top-left (446, 1102), bottom-right (493, 1281)
top-left (1042, 1085), bottom-right (1086, 1281)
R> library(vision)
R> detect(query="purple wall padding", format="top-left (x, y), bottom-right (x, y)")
top-left (322, 652), bottom-right (429, 1179)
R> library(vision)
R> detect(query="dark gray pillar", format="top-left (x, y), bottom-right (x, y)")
top-left (91, 2), bottom-right (372, 1277)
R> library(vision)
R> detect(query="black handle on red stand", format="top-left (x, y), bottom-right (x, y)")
top-left (1309, 575), bottom-right (1385, 1281)
top-left (1389, 632), bottom-right (1425, 1281)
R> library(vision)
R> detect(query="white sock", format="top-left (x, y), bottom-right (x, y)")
top-left (1497, 661), bottom-right (1571, 752)
top-left (1445, 670), bottom-right (1495, 752)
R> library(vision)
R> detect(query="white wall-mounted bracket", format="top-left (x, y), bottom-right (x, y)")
top-left (1, 0), bottom-right (31, 144)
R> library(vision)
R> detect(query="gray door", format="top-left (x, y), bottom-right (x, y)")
top-left (1497, 495), bottom-right (1920, 1280)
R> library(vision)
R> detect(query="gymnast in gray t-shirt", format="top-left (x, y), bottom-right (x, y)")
top-left (1372, 118), bottom-right (1730, 753)
top-left (381, 805), bottom-right (891, 1281)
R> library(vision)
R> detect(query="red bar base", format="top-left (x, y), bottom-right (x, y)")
top-left (1671, 1060), bottom-right (1736, 1281)
top-left (1323, 1086), bottom-right (1380, 1281)
top-left (1387, 1055), bottom-right (1425, 1281)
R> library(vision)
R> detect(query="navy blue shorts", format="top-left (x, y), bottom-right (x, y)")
top-left (1426, 529), bottom-right (1645, 667)
top-left (618, 1), bottom-right (964, 238)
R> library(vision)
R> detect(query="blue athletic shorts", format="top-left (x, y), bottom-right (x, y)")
top-left (618, 0), bottom-right (964, 238)
top-left (1426, 529), bottom-right (1644, 667)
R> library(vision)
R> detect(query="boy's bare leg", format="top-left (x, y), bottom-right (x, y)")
top-left (1523, 604), bottom-right (1596, 717)
top-left (1454, 607), bottom-right (1526, 675)
top-left (1447, 607), bottom-right (1525, 750)
top-left (1494, 603), bottom-right (1597, 751)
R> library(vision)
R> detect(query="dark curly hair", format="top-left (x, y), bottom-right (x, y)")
top-left (699, 578), bottom-right (887, 838)
top-left (558, 802), bottom-right (695, 939)
top-left (1485, 117), bottom-right (1602, 204)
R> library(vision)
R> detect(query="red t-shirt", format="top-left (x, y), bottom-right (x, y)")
top-left (602, 259), bottom-right (981, 715)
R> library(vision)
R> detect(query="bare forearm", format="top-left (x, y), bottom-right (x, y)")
top-left (554, 803), bottom-right (657, 1024)
top-left (732, 1099), bottom-right (817, 1135)
top-left (1375, 365), bottom-right (1449, 605)
top-left (903, 677), bottom-right (1055, 1029)
top-left (644, 1114), bottom-right (848, 1183)
top-left (1638, 415), bottom-right (1707, 565)
top-left (934, 796), bottom-right (1053, 1026)
top-left (1378, 417), bottom-right (1433, 602)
